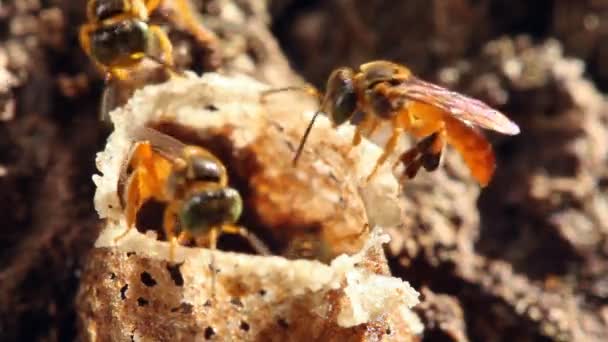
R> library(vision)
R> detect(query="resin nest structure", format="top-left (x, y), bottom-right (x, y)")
top-left (77, 73), bottom-right (422, 341)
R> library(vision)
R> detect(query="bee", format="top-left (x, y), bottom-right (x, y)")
top-left (80, 0), bottom-right (219, 120)
top-left (116, 126), bottom-right (269, 259)
top-left (79, 0), bottom-right (178, 81)
top-left (263, 60), bottom-right (520, 186)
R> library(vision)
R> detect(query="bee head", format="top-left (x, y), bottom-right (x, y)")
top-left (292, 67), bottom-right (358, 165)
top-left (179, 187), bottom-right (243, 235)
top-left (322, 67), bottom-right (358, 126)
top-left (90, 20), bottom-right (149, 67)
top-left (167, 147), bottom-right (228, 197)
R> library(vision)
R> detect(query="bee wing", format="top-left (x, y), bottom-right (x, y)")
top-left (129, 126), bottom-right (186, 160)
top-left (398, 77), bottom-right (520, 135)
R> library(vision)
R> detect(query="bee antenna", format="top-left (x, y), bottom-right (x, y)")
top-left (261, 85), bottom-right (321, 104)
top-left (293, 110), bottom-right (322, 166)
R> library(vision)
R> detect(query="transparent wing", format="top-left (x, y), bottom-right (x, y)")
top-left (129, 126), bottom-right (186, 161)
top-left (397, 77), bottom-right (520, 135)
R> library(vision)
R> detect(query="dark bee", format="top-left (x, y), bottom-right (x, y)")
top-left (80, 0), bottom-right (221, 121)
top-left (80, 0), bottom-right (177, 81)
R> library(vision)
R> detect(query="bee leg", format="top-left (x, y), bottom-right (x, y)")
top-left (149, 25), bottom-right (174, 65)
top-left (165, 230), bottom-right (191, 263)
top-left (352, 113), bottom-right (379, 147)
top-left (393, 146), bottom-right (416, 168)
top-left (393, 131), bottom-right (441, 181)
top-left (420, 128), bottom-right (446, 172)
top-left (366, 118), bottom-right (403, 182)
top-left (207, 228), bottom-right (220, 299)
top-left (163, 201), bottom-right (181, 261)
top-left (147, 25), bottom-right (185, 77)
top-left (99, 81), bottom-right (114, 122)
top-left (404, 157), bottom-right (423, 180)
top-left (221, 224), bottom-right (271, 256)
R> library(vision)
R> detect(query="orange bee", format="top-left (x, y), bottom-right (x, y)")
top-left (263, 61), bottom-right (520, 186)
top-left (116, 127), bottom-right (269, 259)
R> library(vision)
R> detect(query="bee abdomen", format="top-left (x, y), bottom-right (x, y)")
top-left (445, 117), bottom-right (495, 186)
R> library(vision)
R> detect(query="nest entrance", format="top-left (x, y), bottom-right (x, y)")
top-left (126, 121), bottom-right (324, 259)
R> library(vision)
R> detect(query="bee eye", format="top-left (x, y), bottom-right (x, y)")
top-left (326, 69), bottom-right (357, 125)
top-left (179, 188), bottom-right (243, 233)
top-left (189, 157), bottom-right (225, 183)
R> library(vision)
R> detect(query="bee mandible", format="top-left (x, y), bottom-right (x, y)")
top-left (263, 60), bottom-right (520, 186)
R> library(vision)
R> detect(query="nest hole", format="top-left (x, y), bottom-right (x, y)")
top-left (120, 284), bottom-right (128, 300)
top-left (240, 321), bottom-right (250, 332)
top-left (119, 122), bottom-right (277, 256)
top-left (140, 271), bottom-right (157, 287)
top-left (141, 121), bottom-right (324, 259)
top-left (230, 297), bottom-right (244, 307)
top-left (204, 104), bottom-right (219, 111)
top-left (120, 122), bottom-right (333, 263)
top-left (170, 302), bottom-right (193, 314)
top-left (137, 297), bottom-right (149, 306)
top-left (277, 318), bottom-right (289, 329)
top-left (134, 199), bottom-right (166, 237)
top-left (204, 326), bottom-right (216, 340)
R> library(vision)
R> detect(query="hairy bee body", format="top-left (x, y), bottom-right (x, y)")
top-left (80, 0), bottom-right (173, 81)
top-left (265, 60), bottom-right (520, 186)
top-left (116, 127), bottom-right (268, 258)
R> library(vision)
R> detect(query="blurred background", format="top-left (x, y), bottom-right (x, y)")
top-left (1, 0), bottom-right (608, 341)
